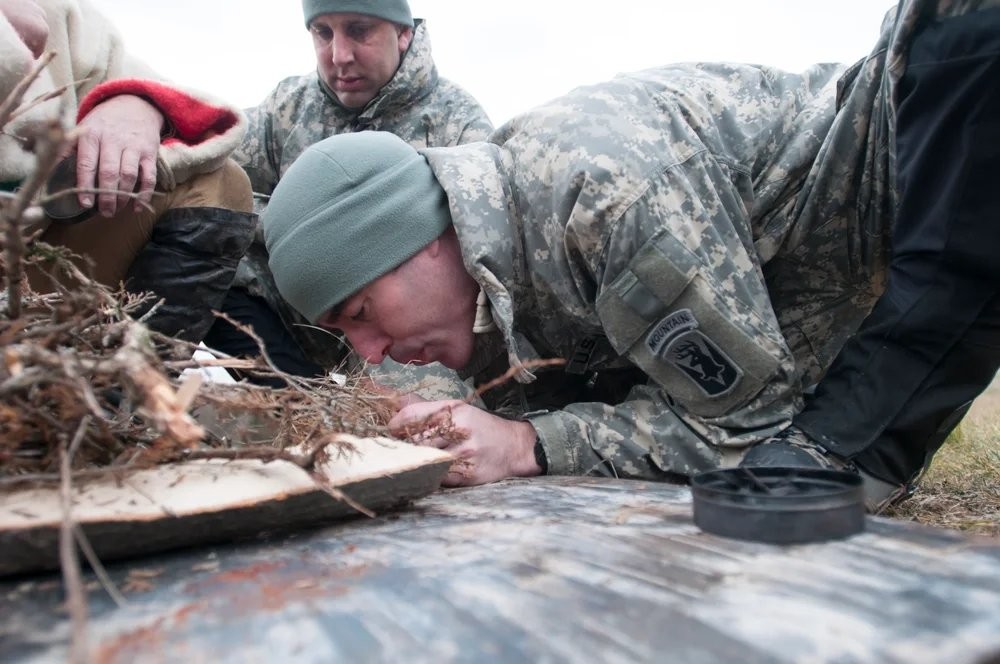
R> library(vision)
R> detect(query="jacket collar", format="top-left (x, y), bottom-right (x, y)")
top-left (421, 142), bottom-right (540, 383)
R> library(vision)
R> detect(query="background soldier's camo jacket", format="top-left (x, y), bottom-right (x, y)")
top-left (233, 20), bottom-right (493, 367)
top-left (417, 0), bottom-right (997, 480)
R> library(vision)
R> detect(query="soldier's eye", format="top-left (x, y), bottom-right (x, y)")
top-left (346, 22), bottom-right (373, 41)
top-left (310, 24), bottom-right (332, 42)
top-left (350, 301), bottom-right (370, 322)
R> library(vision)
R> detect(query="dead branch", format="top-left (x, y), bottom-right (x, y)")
top-left (210, 309), bottom-right (316, 393)
top-left (99, 323), bottom-right (204, 452)
top-left (180, 444), bottom-right (322, 468)
top-left (58, 417), bottom-right (90, 664)
top-left (469, 358), bottom-right (568, 402)
top-left (309, 470), bottom-right (376, 518)
top-left (73, 525), bottom-right (128, 609)
top-left (163, 356), bottom-right (259, 371)
top-left (7, 79), bottom-right (74, 122)
top-left (38, 186), bottom-right (159, 216)
top-left (2, 120), bottom-right (79, 317)
top-left (0, 51), bottom-right (57, 128)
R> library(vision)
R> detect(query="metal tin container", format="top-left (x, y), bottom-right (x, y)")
top-left (691, 467), bottom-right (865, 544)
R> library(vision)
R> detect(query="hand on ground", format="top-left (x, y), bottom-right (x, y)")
top-left (389, 399), bottom-right (541, 486)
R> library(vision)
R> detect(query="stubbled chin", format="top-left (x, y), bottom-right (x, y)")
top-left (442, 341), bottom-right (475, 371)
top-left (336, 96), bottom-right (368, 110)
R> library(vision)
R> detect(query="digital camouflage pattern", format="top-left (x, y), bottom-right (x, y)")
top-left (232, 20), bottom-right (492, 368)
top-left (414, 0), bottom-right (998, 480)
top-left (235, 20), bottom-right (492, 195)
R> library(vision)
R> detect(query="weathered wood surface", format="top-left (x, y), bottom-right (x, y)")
top-left (0, 436), bottom-right (452, 576)
top-left (2, 477), bottom-right (999, 663)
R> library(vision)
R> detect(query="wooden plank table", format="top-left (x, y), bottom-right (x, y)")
top-left (2, 477), bottom-right (999, 663)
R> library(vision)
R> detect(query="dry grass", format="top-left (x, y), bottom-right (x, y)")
top-left (885, 379), bottom-right (1000, 536)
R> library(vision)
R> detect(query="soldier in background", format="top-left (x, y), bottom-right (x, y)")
top-left (262, 0), bottom-right (999, 509)
top-left (205, 0), bottom-right (492, 381)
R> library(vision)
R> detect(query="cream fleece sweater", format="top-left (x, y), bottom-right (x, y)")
top-left (0, 0), bottom-right (245, 194)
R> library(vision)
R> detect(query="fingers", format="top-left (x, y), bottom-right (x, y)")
top-left (412, 434), bottom-right (453, 450)
top-left (388, 399), bottom-right (464, 432)
top-left (95, 154), bottom-right (120, 217)
top-left (391, 414), bottom-right (454, 448)
top-left (113, 149), bottom-right (157, 214)
top-left (388, 399), bottom-right (467, 445)
top-left (76, 132), bottom-right (146, 217)
top-left (74, 96), bottom-right (163, 217)
top-left (118, 149), bottom-right (139, 214)
top-left (442, 454), bottom-right (477, 487)
top-left (74, 131), bottom-right (99, 210)
top-left (442, 468), bottom-right (470, 487)
top-left (387, 400), bottom-right (516, 488)
top-left (135, 154), bottom-right (157, 211)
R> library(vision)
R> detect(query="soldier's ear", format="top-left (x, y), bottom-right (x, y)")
top-left (397, 26), bottom-right (413, 52)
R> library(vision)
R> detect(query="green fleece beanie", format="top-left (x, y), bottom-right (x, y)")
top-left (302, 0), bottom-right (413, 27)
top-left (264, 131), bottom-right (451, 324)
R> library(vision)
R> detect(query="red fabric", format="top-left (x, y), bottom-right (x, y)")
top-left (76, 79), bottom-right (239, 146)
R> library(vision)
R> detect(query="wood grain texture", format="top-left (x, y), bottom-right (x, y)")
top-left (2, 477), bottom-right (999, 663)
top-left (0, 436), bottom-right (452, 576)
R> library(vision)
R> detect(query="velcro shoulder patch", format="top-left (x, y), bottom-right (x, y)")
top-left (645, 308), bottom-right (698, 356)
top-left (646, 309), bottom-right (742, 397)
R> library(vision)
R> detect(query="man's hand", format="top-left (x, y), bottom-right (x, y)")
top-left (1, 0), bottom-right (48, 58)
top-left (388, 399), bottom-right (542, 487)
top-left (76, 94), bottom-right (163, 217)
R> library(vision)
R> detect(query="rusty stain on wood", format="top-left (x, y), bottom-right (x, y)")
top-left (3, 477), bottom-right (1000, 663)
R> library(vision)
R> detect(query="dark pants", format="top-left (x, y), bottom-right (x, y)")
top-left (795, 8), bottom-right (1000, 486)
top-left (204, 287), bottom-right (325, 387)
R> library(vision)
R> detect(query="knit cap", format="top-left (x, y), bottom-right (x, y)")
top-left (302, 0), bottom-right (413, 27)
top-left (264, 131), bottom-right (451, 323)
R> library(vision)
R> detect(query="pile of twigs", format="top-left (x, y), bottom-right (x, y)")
top-left (1, 171), bottom-right (394, 486)
top-left (0, 57), bottom-right (394, 488)
top-left (0, 268), bottom-right (395, 486)
top-left (0, 50), bottom-right (411, 664)
top-left (1, 270), bottom-right (204, 478)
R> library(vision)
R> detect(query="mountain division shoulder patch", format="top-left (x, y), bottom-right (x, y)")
top-left (646, 309), bottom-right (742, 397)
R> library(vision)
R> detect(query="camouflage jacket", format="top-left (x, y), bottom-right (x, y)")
top-left (233, 20), bottom-right (493, 366)
top-left (418, 0), bottom-right (993, 480)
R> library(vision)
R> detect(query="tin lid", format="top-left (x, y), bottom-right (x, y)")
top-left (691, 466), bottom-right (865, 544)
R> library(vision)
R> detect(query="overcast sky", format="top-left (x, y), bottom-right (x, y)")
top-left (88, 0), bottom-right (896, 127)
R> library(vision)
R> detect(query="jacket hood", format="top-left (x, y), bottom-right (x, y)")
top-left (421, 141), bottom-right (540, 383)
